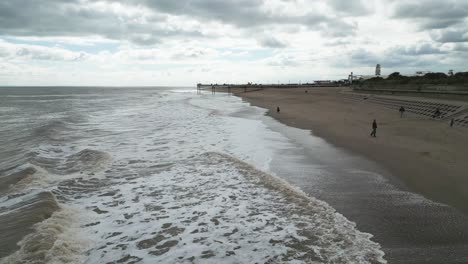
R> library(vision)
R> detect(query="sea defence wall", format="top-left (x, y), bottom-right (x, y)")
top-left (353, 87), bottom-right (468, 96)
top-left (340, 91), bottom-right (468, 127)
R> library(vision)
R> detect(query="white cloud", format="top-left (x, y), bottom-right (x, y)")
top-left (0, 0), bottom-right (467, 86)
top-left (0, 40), bottom-right (88, 61)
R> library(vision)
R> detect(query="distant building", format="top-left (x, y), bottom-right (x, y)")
top-left (415, 71), bottom-right (432, 76)
top-left (375, 64), bottom-right (381, 76)
top-left (314, 80), bottom-right (332, 84)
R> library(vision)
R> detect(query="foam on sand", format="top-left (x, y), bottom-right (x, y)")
top-left (75, 152), bottom-right (386, 263)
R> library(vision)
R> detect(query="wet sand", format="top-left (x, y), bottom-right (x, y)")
top-left (231, 87), bottom-right (468, 263)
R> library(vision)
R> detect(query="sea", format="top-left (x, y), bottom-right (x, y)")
top-left (0, 87), bottom-right (386, 264)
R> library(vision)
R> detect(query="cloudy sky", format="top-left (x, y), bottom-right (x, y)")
top-left (0, 0), bottom-right (467, 86)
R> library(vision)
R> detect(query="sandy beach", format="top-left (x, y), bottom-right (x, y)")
top-left (229, 87), bottom-right (468, 263)
top-left (234, 87), bottom-right (468, 213)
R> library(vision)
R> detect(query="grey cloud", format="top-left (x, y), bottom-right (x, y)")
top-left (354, 52), bottom-right (425, 68)
top-left (0, 46), bottom-right (9, 57)
top-left (389, 43), bottom-right (446, 56)
top-left (267, 56), bottom-right (300, 67)
top-left (349, 43), bottom-right (447, 69)
top-left (325, 39), bottom-right (351, 46)
top-left (350, 49), bottom-right (380, 66)
top-left (171, 48), bottom-right (210, 60)
top-left (129, 35), bottom-right (162, 46)
top-left (421, 18), bottom-right (464, 30)
top-left (452, 43), bottom-right (468, 52)
top-left (0, 1), bottom-right (111, 36)
top-left (392, 0), bottom-right (468, 29)
top-left (327, 0), bottom-right (371, 16)
top-left (392, 0), bottom-right (468, 43)
top-left (318, 19), bottom-right (357, 37)
top-left (136, 0), bottom-right (269, 27)
top-left (0, 0), bottom-right (357, 45)
top-left (141, 0), bottom-right (324, 29)
top-left (138, 0), bottom-right (357, 35)
top-left (0, 43), bottom-right (87, 61)
top-left (431, 29), bottom-right (468, 43)
top-left (393, 0), bottom-right (468, 21)
top-left (258, 37), bottom-right (287, 48)
top-left (0, 0), bottom-right (204, 45)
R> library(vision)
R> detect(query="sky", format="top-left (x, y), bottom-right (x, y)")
top-left (0, 0), bottom-right (467, 86)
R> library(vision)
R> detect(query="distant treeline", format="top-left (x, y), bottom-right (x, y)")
top-left (361, 72), bottom-right (468, 86)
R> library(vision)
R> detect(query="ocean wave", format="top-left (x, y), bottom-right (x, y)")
top-left (31, 149), bottom-right (111, 175)
top-left (0, 206), bottom-right (85, 264)
top-left (0, 107), bottom-right (19, 113)
top-left (1, 88), bottom-right (388, 263)
top-left (33, 120), bottom-right (72, 142)
top-left (64, 149), bottom-right (112, 174)
top-left (0, 191), bottom-right (60, 260)
top-left (0, 94), bottom-right (103, 99)
top-left (30, 112), bottom-right (90, 143)
top-left (0, 167), bottom-right (36, 195)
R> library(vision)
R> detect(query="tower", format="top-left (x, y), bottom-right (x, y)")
top-left (375, 64), bottom-right (381, 76)
top-left (348, 72), bottom-right (354, 84)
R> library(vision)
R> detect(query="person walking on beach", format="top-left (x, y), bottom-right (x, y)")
top-left (370, 119), bottom-right (377, 137)
top-left (277, 106), bottom-right (280, 113)
top-left (450, 118), bottom-right (455, 127)
top-left (433, 108), bottom-right (441, 118)
top-left (399, 106), bottom-right (405, 118)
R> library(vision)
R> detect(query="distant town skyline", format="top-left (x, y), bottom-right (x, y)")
top-left (0, 0), bottom-right (467, 86)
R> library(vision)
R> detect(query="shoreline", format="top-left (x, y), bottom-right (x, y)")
top-left (231, 87), bottom-right (468, 214)
top-left (227, 87), bottom-right (468, 263)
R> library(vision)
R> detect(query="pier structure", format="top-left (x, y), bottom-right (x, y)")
top-left (196, 81), bottom-right (343, 93)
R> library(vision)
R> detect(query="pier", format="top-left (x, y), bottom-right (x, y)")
top-left (196, 82), bottom-right (343, 94)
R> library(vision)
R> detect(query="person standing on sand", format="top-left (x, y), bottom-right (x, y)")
top-left (370, 119), bottom-right (377, 137)
top-left (399, 106), bottom-right (405, 118)
top-left (277, 106), bottom-right (280, 113)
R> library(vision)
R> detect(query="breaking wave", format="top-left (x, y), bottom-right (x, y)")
top-left (31, 149), bottom-right (112, 175)
top-left (0, 206), bottom-right (85, 264)
top-left (0, 167), bottom-right (37, 195)
top-left (0, 87), bottom-right (387, 263)
top-left (0, 192), bottom-right (60, 259)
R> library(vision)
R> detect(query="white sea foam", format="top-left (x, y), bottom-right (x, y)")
top-left (71, 152), bottom-right (385, 263)
top-left (0, 88), bottom-right (386, 263)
